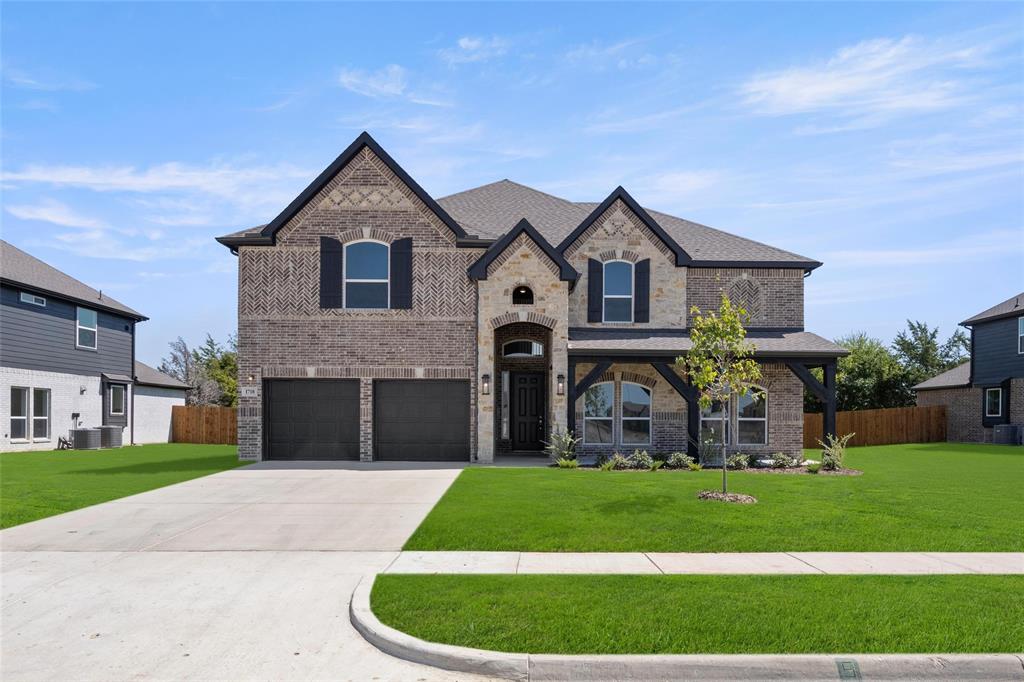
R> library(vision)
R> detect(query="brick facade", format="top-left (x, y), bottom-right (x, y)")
top-left (917, 378), bottom-right (1024, 443)
top-left (686, 268), bottom-right (804, 328)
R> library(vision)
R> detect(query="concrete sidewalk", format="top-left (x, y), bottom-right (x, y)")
top-left (386, 551), bottom-right (1024, 574)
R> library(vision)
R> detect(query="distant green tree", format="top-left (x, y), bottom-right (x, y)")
top-left (892, 321), bottom-right (970, 388)
top-left (803, 333), bottom-right (912, 413)
top-left (159, 334), bottom-right (237, 407)
top-left (194, 334), bottom-right (238, 408)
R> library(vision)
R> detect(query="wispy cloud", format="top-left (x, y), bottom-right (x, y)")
top-left (564, 38), bottom-right (660, 71)
top-left (739, 34), bottom-right (998, 127)
top-left (338, 64), bottom-right (408, 98)
top-left (5, 198), bottom-right (106, 229)
top-left (438, 36), bottom-right (510, 65)
top-left (42, 230), bottom-right (208, 262)
top-left (2, 65), bottom-right (96, 92)
top-left (822, 228), bottom-right (1020, 268)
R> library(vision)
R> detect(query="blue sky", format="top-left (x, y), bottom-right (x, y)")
top-left (2, 2), bottom-right (1022, 366)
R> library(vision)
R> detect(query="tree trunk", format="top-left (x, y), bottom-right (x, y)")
top-left (720, 407), bottom-right (728, 493)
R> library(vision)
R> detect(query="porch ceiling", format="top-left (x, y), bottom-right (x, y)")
top-left (566, 330), bottom-right (847, 359)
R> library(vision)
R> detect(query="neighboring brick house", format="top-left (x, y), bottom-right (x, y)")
top-left (0, 241), bottom-right (186, 451)
top-left (218, 133), bottom-right (845, 463)
top-left (915, 293), bottom-right (1024, 443)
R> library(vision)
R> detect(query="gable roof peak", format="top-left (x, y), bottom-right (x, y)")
top-left (467, 217), bottom-right (578, 283)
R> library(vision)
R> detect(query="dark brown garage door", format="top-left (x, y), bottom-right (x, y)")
top-left (374, 380), bottom-right (470, 461)
top-left (264, 379), bottom-right (359, 460)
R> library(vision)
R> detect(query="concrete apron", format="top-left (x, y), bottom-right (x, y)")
top-left (350, 578), bottom-right (1024, 682)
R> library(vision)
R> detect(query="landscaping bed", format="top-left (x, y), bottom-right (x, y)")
top-left (406, 444), bottom-right (1023, 552)
top-left (372, 574), bottom-right (1024, 654)
top-left (0, 443), bottom-right (243, 528)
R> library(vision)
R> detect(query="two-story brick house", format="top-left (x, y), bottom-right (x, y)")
top-left (218, 133), bottom-right (845, 463)
top-left (915, 293), bottom-right (1024, 443)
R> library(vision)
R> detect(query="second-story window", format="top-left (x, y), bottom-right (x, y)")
top-left (1018, 317), bottom-right (1023, 354)
top-left (344, 240), bottom-right (389, 309)
top-left (603, 260), bottom-right (633, 323)
top-left (76, 307), bottom-right (98, 349)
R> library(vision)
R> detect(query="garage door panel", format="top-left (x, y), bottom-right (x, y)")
top-left (374, 380), bottom-right (469, 461)
top-left (265, 379), bottom-right (360, 461)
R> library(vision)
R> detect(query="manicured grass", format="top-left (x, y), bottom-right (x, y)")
top-left (372, 574), bottom-right (1024, 654)
top-left (405, 443), bottom-right (1023, 551)
top-left (0, 443), bottom-right (243, 528)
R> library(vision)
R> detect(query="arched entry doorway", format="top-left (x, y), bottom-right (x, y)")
top-left (494, 321), bottom-right (552, 454)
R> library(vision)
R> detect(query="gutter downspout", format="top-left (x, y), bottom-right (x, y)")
top-left (130, 320), bottom-right (136, 445)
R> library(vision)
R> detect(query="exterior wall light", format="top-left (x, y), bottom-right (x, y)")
top-left (482, 374), bottom-right (491, 395)
top-left (556, 374), bottom-right (565, 396)
top-left (247, 374), bottom-right (255, 382)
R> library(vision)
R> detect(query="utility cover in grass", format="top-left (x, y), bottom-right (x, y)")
top-left (698, 490), bottom-right (757, 504)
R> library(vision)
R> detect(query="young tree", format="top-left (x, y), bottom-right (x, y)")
top-left (893, 321), bottom-right (970, 388)
top-left (676, 295), bottom-right (762, 494)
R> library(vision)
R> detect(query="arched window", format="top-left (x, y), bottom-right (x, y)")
top-left (603, 260), bottom-right (633, 322)
top-left (344, 240), bottom-right (389, 309)
top-left (737, 388), bottom-right (767, 445)
top-left (583, 382), bottom-right (614, 444)
top-left (620, 383), bottom-right (651, 445)
top-left (502, 340), bottom-right (544, 358)
top-left (512, 285), bottom-right (534, 305)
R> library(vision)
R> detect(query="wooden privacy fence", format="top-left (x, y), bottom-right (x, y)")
top-left (171, 405), bottom-right (237, 445)
top-left (803, 405), bottom-right (946, 448)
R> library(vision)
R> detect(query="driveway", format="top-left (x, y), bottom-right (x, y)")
top-left (1, 461), bottom-right (493, 681)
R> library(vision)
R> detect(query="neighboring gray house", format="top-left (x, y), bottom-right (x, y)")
top-left (915, 293), bottom-right (1024, 443)
top-left (0, 241), bottom-right (162, 451)
top-left (133, 360), bottom-right (188, 444)
top-left (218, 132), bottom-right (846, 464)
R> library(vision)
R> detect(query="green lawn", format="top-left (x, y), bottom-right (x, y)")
top-left (405, 443), bottom-right (1024, 552)
top-left (372, 574), bottom-right (1024, 654)
top-left (0, 443), bottom-right (243, 528)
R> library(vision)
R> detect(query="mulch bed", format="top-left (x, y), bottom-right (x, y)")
top-left (739, 466), bottom-right (863, 476)
top-left (697, 490), bottom-right (758, 504)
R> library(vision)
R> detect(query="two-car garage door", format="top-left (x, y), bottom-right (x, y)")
top-left (264, 379), bottom-right (469, 461)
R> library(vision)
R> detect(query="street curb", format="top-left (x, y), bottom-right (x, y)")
top-left (350, 578), bottom-right (1024, 681)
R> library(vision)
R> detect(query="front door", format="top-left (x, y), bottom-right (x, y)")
top-left (511, 372), bottom-right (545, 451)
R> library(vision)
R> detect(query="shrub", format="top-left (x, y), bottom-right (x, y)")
top-left (806, 461), bottom-right (822, 474)
top-left (598, 453), bottom-right (628, 471)
top-left (555, 457), bottom-right (579, 469)
top-left (818, 432), bottom-right (855, 471)
top-left (627, 449), bottom-right (655, 470)
top-left (689, 436), bottom-right (722, 467)
top-left (664, 452), bottom-right (695, 469)
top-left (649, 460), bottom-right (664, 471)
top-left (687, 462), bottom-right (703, 471)
top-left (544, 430), bottom-right (581, 462)
top-left (770, 452), bottom-right (797, 469)
top-left (727, 453), bottom-right (750, 470)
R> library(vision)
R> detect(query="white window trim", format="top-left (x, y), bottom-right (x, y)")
top-left (502, 339), bottom-right (544, 358)
top-left (620, 382), bottom-right (652, 446)
top-left (1018, 317), bottom-right (1023, 355)
top-left (19, 292), bottom-right (46, 307)
top-left (985, 387), bottom-right (1002, 418)
top-left (343, 239), bottom-right (390, 309)
top-left (31, 388), bottom-right (50, 442)
top-left (10, 386), bottom-right (29, 443)
top-left (109, 384), bottom-right (126, 416)
top-left (602, 260), bottom-right (634, 324)
top-left (736, 387), bottom-right (768, 446)
top-left (76, 306), bottom-right (98, 350)
top-left (582, 381), bottom-right (615, 445)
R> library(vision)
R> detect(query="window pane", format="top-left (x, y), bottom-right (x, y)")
top-left (345, 282), bottom-right (388, 308)
top-left (78, 328), bottom-right (97, 348)
top-left (583, 383), bottom-right (613, 418)
top-left (33, 418), bottom-right (48, 439)
top-left (345, 242), bottom-right (388, 280)
top-left (33, 389), bottom-right (48, 417)
top-left (621, 384), bottom-right (651, 418)
top-left (10, 387), bottom-right (27, 417)
top-left (111, 386), bottom-right (125, 414)
top-left (986, 390), bottom-right (1001, 416)
top-left (738, 420), bottom-right (766, 445)
top-left (604, 262), bottom-right (632, 296)
top-left (77, 307), bottom-right (97, 328)
top-left (738, 391), bottom-right (766, 419)
top-left (604, 297), bottom-right (632, 322)
top-left (503, 340), bottom-right (542, 357)
top-left (622, 419), bottom-right (650, 444)
top-left (701, 419), bottom-right (728, 444)
top-left (11, 419), bottom-right (26, 440)
top-left (585, 419), bottom-right (613, 443)
top-left (701, 400), bottom-right (727, 420)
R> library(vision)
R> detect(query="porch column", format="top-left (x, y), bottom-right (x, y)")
top-left (822, 360), bottom-right (837, 442)
top-left (567, 357), bottom-right (577, 437)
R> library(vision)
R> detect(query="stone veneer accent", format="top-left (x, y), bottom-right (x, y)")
top-left (564, 199), bottom-right (686, 328)
top-left (476, 239), bottom-right (570, 462)
top-left (493, 322), bottom-right (551, 454)
top-left (916, 378), bottom-right (1024, 443)
top-left (236, 146), bottom-right (481, 461)
top-left (573, 362), bottom-right (804, 461)
top-left (687, 268), bottom-right (804, 328)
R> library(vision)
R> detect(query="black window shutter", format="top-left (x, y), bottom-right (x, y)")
top-left (634, 259), bottom-right (650, 323)
top-left (319, 236), bottom-right (344, 309)
top-left (390, 237), bottom-right (413, 309)
top-left (587, 259), bottom-right (602, 323)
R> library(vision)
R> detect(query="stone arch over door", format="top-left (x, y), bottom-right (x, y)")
top-left (494, 321), bottom-right (553, 454)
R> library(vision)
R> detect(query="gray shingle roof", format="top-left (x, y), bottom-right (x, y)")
top-left (960, 292), bottom-right (1024, 326)
top-left (912, 361), bottom-right (971, 391)
top-left (0, 240), bottom-right (146, 319)
top-left (567, 330), bottom-right (847, 357)
top-left (134, 360), bottom-right (189, 389)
